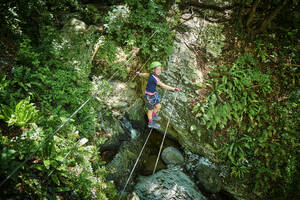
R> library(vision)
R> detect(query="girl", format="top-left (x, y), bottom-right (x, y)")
top-left (137, 61), bottom-right (180, 128)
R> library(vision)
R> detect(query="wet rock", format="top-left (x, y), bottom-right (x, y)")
top-left (121, 117), bottom-right (139, 139)
top-left (98, 111), bottom-right (128, 153)
top-left (142, 155), bottom-right (166, 175)
top-left (196, 163), bottom-right (222, 193)
top-left (106, 133), bottom-right (151, 191)
top-left (134, 167), bottom-right (207, 200)
top-left (161, 146), bottom-right (184, 166)
top-left (126, 98), bottom-right (146, 130)
top-left (185, 150), bottom-right (221, 193)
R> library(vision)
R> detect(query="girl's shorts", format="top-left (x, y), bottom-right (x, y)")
top-left (144, 93), bottom-right (160, 110)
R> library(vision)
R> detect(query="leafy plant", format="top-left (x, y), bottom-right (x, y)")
top-left (193, 54), bottom-right (299, 197)
top-left (1, 1), bottom-right (122, 199)
top-left (0, 97), bottom-right (39, 127)
top-left (99, 0), bottom-right (174, 73)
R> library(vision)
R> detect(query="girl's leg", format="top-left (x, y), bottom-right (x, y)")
top-left (147, 110), bottom-right (153, 122)
top-left (153, 103), bottom-right (161, 115)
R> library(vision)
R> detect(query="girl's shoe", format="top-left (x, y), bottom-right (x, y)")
top-left (152, 115), bottom-right (161, 121)
top-left (148, 122), bottom-right (160, 129)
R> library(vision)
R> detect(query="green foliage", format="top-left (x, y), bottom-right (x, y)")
top-left (193, 54), bottom-right (299, 197)
top-left (0, 125), bottom-right (45, 179)
top-left (97, 0), bottom-right (174, 77)
top-left (0, 97), bottom-right (39, 127)
top-left (93, 37), bottom-right (129, 80)
top-left (0, 123), bottom-right (119, 199)
top-left (1, 14), bottom-right (118, 200)
top-left (83, 4), bottom-right (102, 24)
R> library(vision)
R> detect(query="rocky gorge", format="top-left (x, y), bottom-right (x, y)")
top-left (87, 9), bottom-right (254, 200)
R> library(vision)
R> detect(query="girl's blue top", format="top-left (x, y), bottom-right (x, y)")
top-left (145, 73), bottom-right (160, 94)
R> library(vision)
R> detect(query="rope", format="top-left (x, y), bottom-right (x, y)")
top-left (152, 92), bottom-right (178, 174)
top-left (41, 56), bottom-right (152, 189)
top-left (0, 30), bottom-right (158, 187)
top-left (118, 92), bottom-right (179, 198)
top-left (0, 96), bottom-right (92, 187)
top-left (124, 56), bottom-right (151, 85)
top-left (119, 65), bottom-right (177, 197)
top-left (118, 128), bottom-right (153, 200)
top-left (117, 60), bottom-right (175, 196)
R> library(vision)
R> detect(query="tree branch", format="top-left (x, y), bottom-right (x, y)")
top-left (246, 0), bottom-right (260, 33)
top-left (180, 0), bottom-right (235, 12)
top-left (259, 0), bottom-right (288, 32)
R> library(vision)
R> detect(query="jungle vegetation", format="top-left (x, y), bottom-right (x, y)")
top-left (0, 0), bottom-right (299, 199)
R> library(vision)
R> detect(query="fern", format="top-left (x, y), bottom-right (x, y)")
top-left (0, 98), bottom-right (39, 127)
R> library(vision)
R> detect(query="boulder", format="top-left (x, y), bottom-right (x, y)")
top-left (195, 163), bottom-right (222, 193)
top-left (161, 146), bottom-right (184, 166)
top-left (98, 110), bottom-right (128, 153)
top-left (134, 167), bottom-right (207, 200)
top-left (185, 150), bottom-right (221, 193)
top-left (63, 18), bottom-right (87, 33)
top-left (127, 192), bottom-right (140, 200)
top-left (106, 133), bottom-right (151, 191)
top-left (126, 98), bottom-right (147, 130)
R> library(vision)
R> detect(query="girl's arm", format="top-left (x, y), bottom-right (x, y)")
top-left (157, 81), bottom-right (176, 91)
top-left (137, 72), bottom-right (150, 78)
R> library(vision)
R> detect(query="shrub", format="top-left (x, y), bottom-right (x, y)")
top-left (193, 54), bottom-right (299, 197)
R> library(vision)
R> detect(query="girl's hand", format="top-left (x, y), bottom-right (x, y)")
top-left (136, 72), bottom-right (141, 76)
top-left (175, 87), bottom-right (180, 91)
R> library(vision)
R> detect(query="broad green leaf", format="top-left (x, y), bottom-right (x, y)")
top-left (51, 174), bottom-right (60, 186)
top-left (44, 160), bottom-right (51, 169)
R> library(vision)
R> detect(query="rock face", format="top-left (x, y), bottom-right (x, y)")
top-left (63, 18), bottom-right (87, 33)
top-left (98, 110), bottom-right (128, 153)
top-left (125, 98), bottom-right (147, 130)
top-left (147, 16), bottom-right (217, 161)
top-left (196, 163), bottom-right (222, 193)
top-left (134, 167), bottom-right (207, 200)
top-left (104, 81), bottom-right (137, 117)
top-left (106, 132), bottom-right (151, 191)
top-left (161, 146), bottom-right (184, 166)
top-left (185, 150), bottom-right (222, 194)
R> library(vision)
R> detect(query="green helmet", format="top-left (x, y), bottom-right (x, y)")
top-left (149, 61), bottom-right (162, 71)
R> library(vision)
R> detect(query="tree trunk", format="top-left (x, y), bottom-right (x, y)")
top-left (246, 0), bottom-right (260, 33)
top-left (259, 0), bottom-right (289, 32)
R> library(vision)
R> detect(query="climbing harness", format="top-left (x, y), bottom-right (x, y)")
top-left (146, 93), bottom-right (158, 106)
top-left (0, 30), bottom-right (158, 187)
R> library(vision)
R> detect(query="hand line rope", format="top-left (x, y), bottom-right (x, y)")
top-left (118, 128), bottom-right (154, 200)
top-left (42, 56), bottom-right (152, 187)
top-left (0, 30), bottom-right (158, 187)
top-left (117, 60), bottom-right (174, 197)
top-left (118, 92), bottom-right (179, 198)
top-left (153, 92), bottom-right (178, 174)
